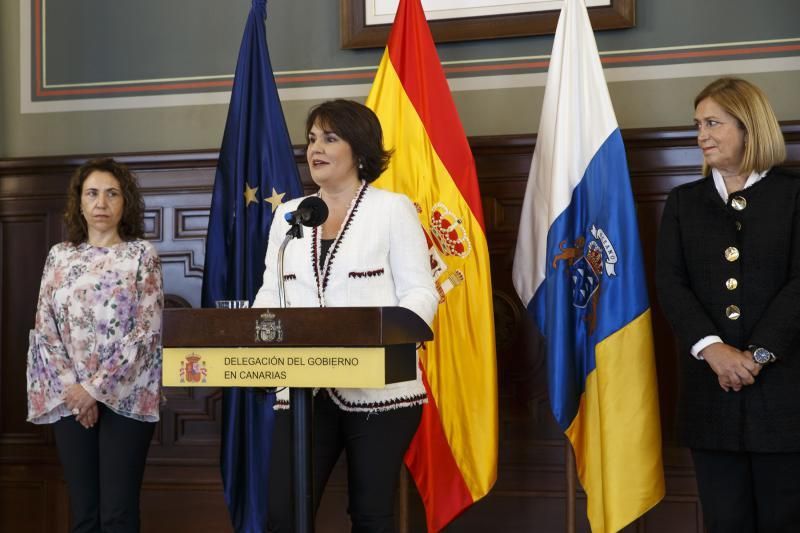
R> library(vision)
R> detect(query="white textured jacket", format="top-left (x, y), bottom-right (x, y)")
top-left (253, 183), bottom-right (439, 411)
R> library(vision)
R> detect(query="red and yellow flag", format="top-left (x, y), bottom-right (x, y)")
top-left (366, 0), bottom-right (498, 530)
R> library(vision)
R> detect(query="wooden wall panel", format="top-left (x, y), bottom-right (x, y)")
top-left (1, 123), bottom-right (798, 532)
top-left (0, 481), bottom-right (48, 533)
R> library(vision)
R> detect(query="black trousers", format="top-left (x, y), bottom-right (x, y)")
top-left (52, 404), bottom-right (156, 533)
top-left (268, 390), bottom-right (422, 533)
top-left (692, 449), bottom-right (800, 533)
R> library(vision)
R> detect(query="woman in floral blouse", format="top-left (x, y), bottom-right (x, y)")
top-left (27, 158), bottom-right (163, 533)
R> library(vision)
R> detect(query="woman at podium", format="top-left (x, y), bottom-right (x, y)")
top-left (253, 99), bottom-right (439, 531)
top-left (26, 158), bottom-right (164, 532)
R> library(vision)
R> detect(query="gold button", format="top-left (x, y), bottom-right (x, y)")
top-left (736, 221), bottom-right (742, 231)
top-left (731, 196), bottom-right (747, 211)
top-left (726, 305), bottom-right (741, 320)
top-left (724, 247), bottom-right (740, 262)
top-left (726, 278), bottom-right (738, 290)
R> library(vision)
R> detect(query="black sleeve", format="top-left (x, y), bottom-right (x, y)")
top-left (655, 188), bottom-right (720, 351)
top-left (748, 186), bottom-right (800, 358)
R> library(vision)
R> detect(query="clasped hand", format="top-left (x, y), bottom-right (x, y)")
top-left (700, 343), bottom-right (761, 392)
top-left (64, 383), bottom-right (98, 429)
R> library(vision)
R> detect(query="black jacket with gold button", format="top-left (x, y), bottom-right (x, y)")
top-left (656, 167), bottom-right (800, 452)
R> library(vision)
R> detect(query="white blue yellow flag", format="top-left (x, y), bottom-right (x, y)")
top-left (512, 0), bottom-right (665, 530)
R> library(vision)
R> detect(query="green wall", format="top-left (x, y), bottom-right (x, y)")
top-left (2, 0), bottom-right (799, 158)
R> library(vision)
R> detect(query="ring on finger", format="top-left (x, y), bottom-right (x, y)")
top-left (71, 407), bottom-right (80, 415)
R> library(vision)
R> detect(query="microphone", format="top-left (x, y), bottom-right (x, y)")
top-left (284, 196), bottom-right (328, 227)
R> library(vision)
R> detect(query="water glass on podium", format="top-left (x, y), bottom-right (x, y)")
top-left (215, 300), bottom-right (250, 309)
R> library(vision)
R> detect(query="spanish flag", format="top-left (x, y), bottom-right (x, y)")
top-left (365, 0), bottom-right (498, 530)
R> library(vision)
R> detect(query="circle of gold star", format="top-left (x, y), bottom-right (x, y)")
top-left (265, 188), bottom-right (286, 213)
top-left (243, 184), bottom-right (259, 206)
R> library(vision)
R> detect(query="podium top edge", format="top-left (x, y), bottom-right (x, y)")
top-left (162, 306), bottom-right (433, 347)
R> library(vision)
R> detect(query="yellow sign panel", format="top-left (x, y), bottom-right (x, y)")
top-left (163, 347), bottom-right (386, 388)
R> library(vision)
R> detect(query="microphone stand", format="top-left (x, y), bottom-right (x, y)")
top-left (277, 221), bottom-right (315, 533)
top-left (277, 222), bottom-right (303, 308)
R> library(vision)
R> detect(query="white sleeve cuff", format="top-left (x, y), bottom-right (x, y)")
top-left (691, 336), bottom-right (723, 360)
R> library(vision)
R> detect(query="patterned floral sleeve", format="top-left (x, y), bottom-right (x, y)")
top-left (81, 241), bottom-right (164, 420)
top-left (27, 245), bottom-right (79, 421)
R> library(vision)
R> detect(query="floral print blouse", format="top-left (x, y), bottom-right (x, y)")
top-left (27, 240), bottom-right (164, 424)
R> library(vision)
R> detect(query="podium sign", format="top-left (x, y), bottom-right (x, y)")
top-left (163, 346), bottom-right (388, 387)
top-left (161, 307), bottom-right (432, 388)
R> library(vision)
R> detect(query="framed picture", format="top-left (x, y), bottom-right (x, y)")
top-left (340, 0), bottom-right (635, 49)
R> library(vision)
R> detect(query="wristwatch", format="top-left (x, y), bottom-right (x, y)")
top-left (749, 346), bottom-right (776, 365)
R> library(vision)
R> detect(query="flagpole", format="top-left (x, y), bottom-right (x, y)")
top-left (565, 439), bottom-right (576, 533)
top-left (291, 387), bottom-right (315, 533)
top-left (398, 467), bottom-right (409, 533)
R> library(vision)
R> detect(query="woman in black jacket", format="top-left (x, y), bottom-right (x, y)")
top-left (656, 77), bottom-right (800, 532)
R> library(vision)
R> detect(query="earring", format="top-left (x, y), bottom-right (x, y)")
top-left (358, 160), bottom-right (364, 170)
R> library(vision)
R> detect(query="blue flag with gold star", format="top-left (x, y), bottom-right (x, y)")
top-left (201, 0), bottom-right (303, 530)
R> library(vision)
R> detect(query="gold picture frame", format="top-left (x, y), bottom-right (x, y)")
top-left (340, 0), bottom-right (635, 49)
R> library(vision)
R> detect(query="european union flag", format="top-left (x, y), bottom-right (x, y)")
top-left (200, 1), bottom-right (303, 530)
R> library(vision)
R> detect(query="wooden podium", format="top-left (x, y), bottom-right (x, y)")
top-left (162, 306), bottom-right (433, 532)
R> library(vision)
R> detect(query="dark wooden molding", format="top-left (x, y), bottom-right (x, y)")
top-left (2, 121), bottom-right (798, 179)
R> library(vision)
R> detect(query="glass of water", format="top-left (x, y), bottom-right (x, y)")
top-left (215, 300), bottom-right (250, 309)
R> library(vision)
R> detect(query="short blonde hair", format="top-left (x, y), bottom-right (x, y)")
top-left (694, 77), bottom-right (785, 176)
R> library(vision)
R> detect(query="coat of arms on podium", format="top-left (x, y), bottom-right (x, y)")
top-left (255, 311), bottom-right (284, 343)
top-left (179, 353), bottom-right (207, 383)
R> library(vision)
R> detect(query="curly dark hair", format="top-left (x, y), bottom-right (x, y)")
top-left (305, 99), bottom-right (393, 183)
top-left (64, 158), bottom-right (145, 245)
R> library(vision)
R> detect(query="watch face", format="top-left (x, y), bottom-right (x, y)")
top-left (753, 348), bottom-right (772, 364)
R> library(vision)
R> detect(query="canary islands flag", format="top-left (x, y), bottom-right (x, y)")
top-left (512, 0), bottom-right (664, 531)
top-left (366, 0), bottom-right (498, 530)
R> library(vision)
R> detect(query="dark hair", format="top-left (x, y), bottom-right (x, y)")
top-left (305, 99), bottom-right (392, 183)
top-left (64, 158), bottom-right (145, 245)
